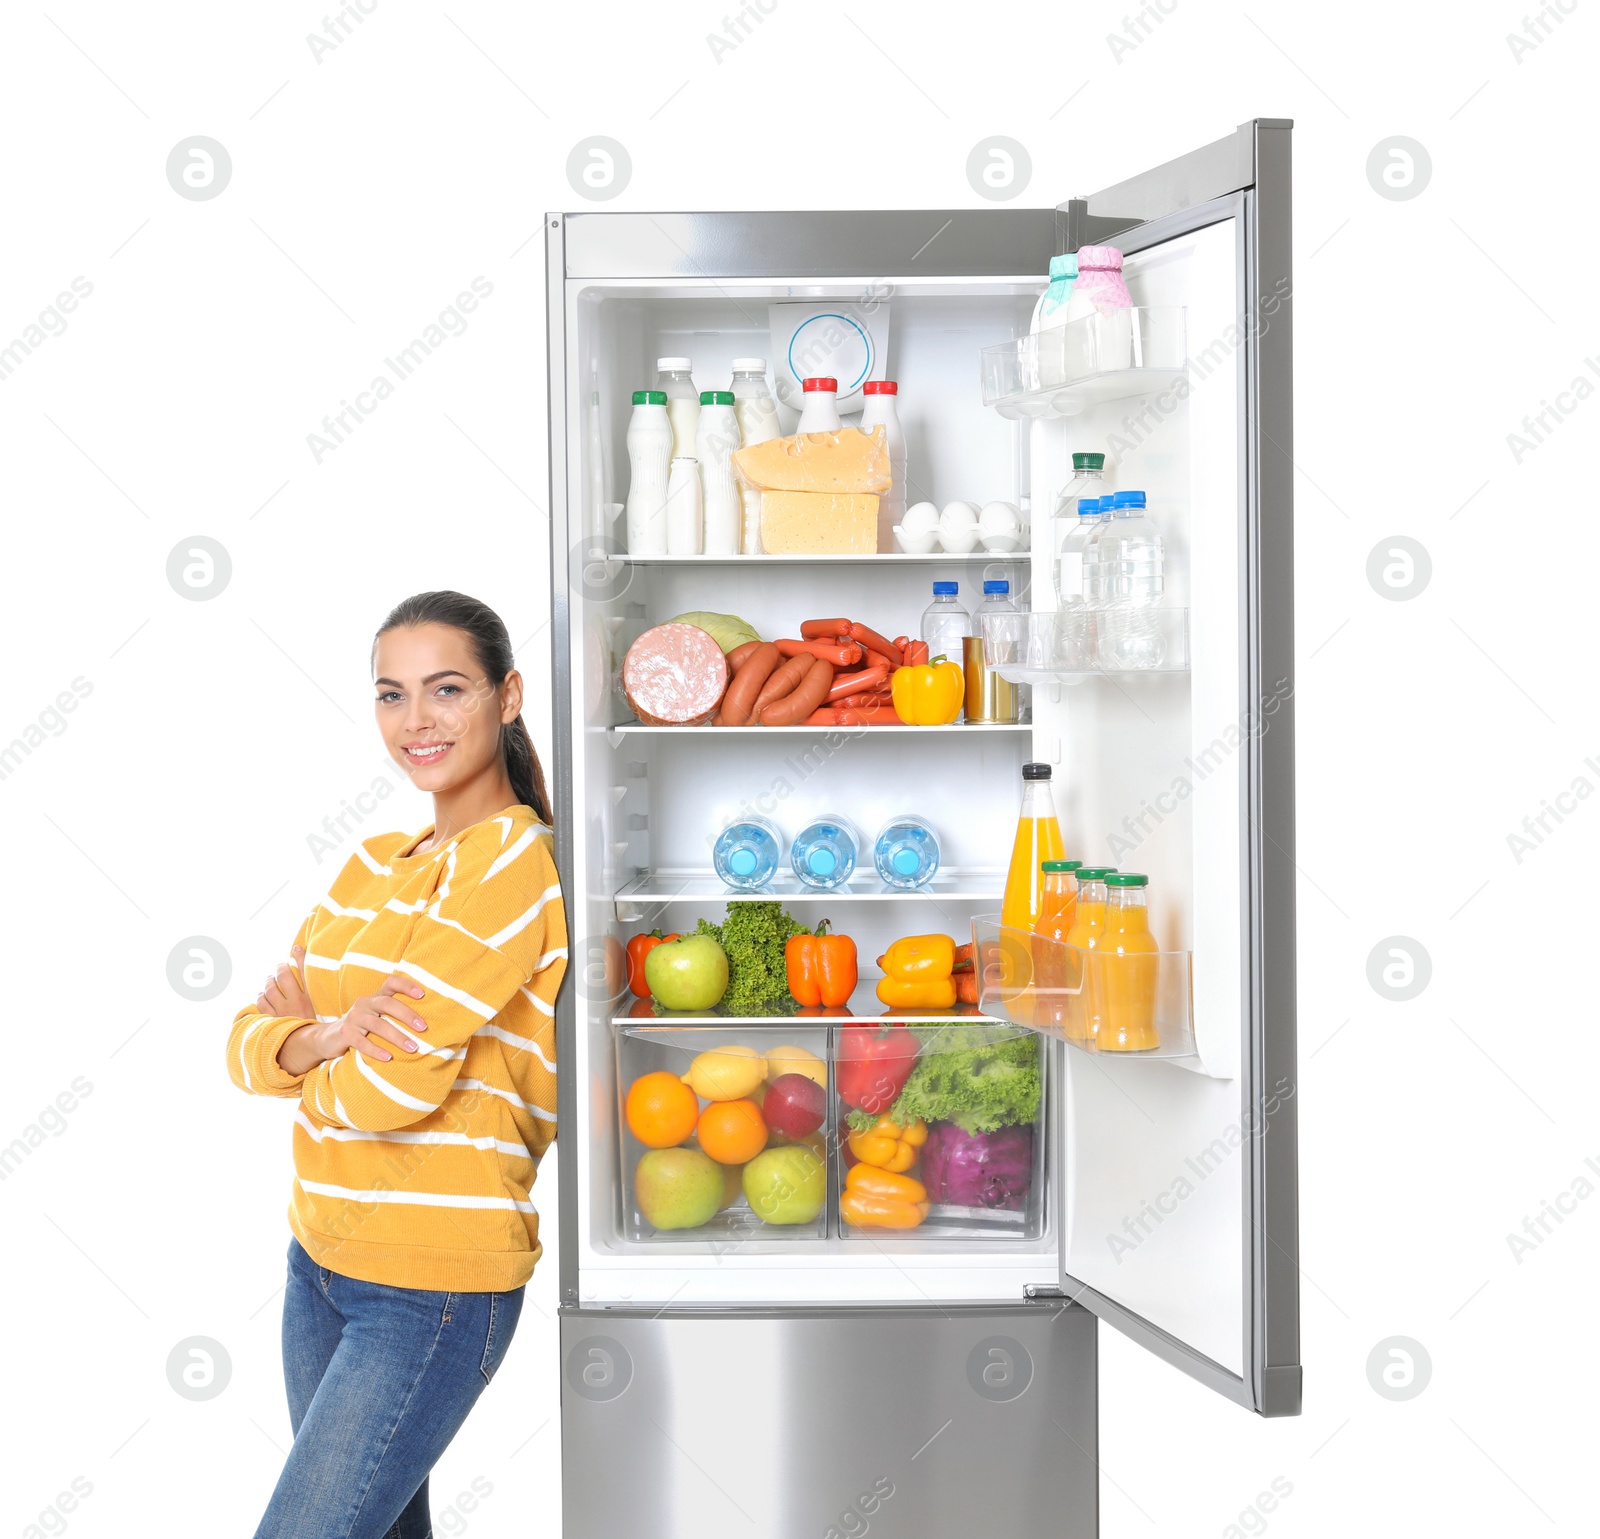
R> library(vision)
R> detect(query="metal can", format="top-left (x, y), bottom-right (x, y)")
top-left (962, 634), bottom-right (1017, 723)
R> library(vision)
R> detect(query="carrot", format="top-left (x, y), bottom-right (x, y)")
top-left (800, 617), bottom-right (853, 640)
top-left (775, 637), bottom-right (863, 666)
top-left (826, 665), bottom-right (888, 702)
top-left (953, 942), bottom-right (975, 968)
top-left (847, 623), bottom-right (903, 668)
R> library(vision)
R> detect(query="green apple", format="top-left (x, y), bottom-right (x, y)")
top-left (644, 933), bottom-right (728, 1011)
top-left (742, 1145), bottom-right (825, 1225)
top-left (635, 1147), bottom-right (724, 1231)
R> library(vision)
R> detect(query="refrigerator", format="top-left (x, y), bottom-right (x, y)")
top-left (544, 117), bottom-right (1298, 1539)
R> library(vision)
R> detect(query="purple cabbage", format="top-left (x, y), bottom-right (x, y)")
top-left (921, 1121), bottom-right (1034, 1210)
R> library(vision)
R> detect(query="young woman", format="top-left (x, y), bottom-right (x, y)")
top-left (227, 591), bottom-right (566, 1539)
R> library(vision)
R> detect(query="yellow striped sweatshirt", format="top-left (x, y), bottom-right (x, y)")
top-left (227, 805), bottom-right (565, 1291)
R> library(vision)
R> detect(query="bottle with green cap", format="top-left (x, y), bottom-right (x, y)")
top-left (625, 388), bottom-right (674, 556)
top-left (1096, 872), bottom-right (1160, 1051)
top-left (695, 389), bottom-right (743, 555)
top-left (1055, 453), bottom-right (1109, 609)
top-left (1063, 866), bottom-right (1116, 1042)
top-left (1033, 859), bottom-right (1083, 1032)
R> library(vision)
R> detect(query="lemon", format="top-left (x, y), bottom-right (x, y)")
top-left (765, 1044), bottom-right (826, 1088)
top-left (682, 1044), bottom-right (767, 1101)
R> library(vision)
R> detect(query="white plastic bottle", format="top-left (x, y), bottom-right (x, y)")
top-left (858, 380), bottom-right (906, 553)
top-left (624, 389), bottom-right (673, 556)
top-left (664, 456), bottom-right (703, 555)
top-left (796, 376), bottom-right (842, 432)
top-left (731, 359), bottom-right (780, 554)
top-left (695, 390), bottom-right (742, 556)
top-left (1029, 253), bottom-right (1078, 389)
top-left (1062, 246), bottom-right (1134, 379)
top-left (656, 357), bottom-right (700, 459)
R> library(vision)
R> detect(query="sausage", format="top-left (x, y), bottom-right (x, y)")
top-left (775, 637), bottom-right (863, 666)
top-left (826, 665), bottom-right (888, 702)
top-left (837, 691), bottom-right (893, 708)
top-left (719, 642), bottom-right (781, 726)
top-left (622, 623), bottom-right (729, 726)
top-left (725, 640), bottom-right (762, 672)
top-left (847, 623), bottom-right (903, 668)
top-left (802, 707), bottom-right (844, 727)
top-left (861, 648), bottom-right (895, 673)
top-left (752, 654), bottom-right (811, 714)
top-left (759, 657), bottom-right (834, 725)
top-left (800, 617), bottom-right (853, 640)
top-left (902, 640), bottom-right (929, 666)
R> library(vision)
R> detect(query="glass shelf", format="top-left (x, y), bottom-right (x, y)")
top-left (982, 609), bottom-right (1189, 681)
top-left (980, 307), bottom-right (1187, 419)
top-left (612, 980), bottom-right (1002, 1026)
top-left (608, 552), bottom-right (1031, 565)
top-left (971, 918), bottom-right (1199, 1064)
top-left (606, 721), bottom-right (1032, 737)
top-left (615, 868), bottom-right (1008, 906)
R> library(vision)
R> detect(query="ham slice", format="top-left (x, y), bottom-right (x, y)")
top-left (622, 623), bottom-right (729, 726)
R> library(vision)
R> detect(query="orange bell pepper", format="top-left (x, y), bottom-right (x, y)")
top-left (785, 920), bottom-right (857, 1008)
top-left (846, 1114), bottom-right (927, 1173)
top-left (841, 1162), bottom-right (929, 1228)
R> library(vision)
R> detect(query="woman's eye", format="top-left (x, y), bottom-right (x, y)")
top-left (436, 684), bottom-right (462, 698)
top-left (377, 691), bottom-right (402, 705)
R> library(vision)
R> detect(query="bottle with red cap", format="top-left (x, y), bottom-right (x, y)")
top-left (796, 376), bottom-right (842, 432)
top-left (858, 379), bottom-right (906, 548)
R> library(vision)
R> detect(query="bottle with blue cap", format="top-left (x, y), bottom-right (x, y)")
top-left (873, 815), bottom-right (941, 890)
top-left (712, 814), bottom-right (783, 892)
top-left (791, 813), bottom-right (860, 891)
top-left (920, 581), bottom-right (970, 668)
top-left (1091, 489), bottom-right (1167, 667)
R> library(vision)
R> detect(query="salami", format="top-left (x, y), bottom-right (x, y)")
top-left (622, 623), bottom-right (729, 726)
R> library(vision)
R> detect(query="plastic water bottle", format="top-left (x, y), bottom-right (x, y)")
top-left (920, 581), bottom-right (970, 666)
top-left (873, 815), bottom-right (941, 889)
top-left (1056, 497), bottom-right (1104, 608)
top-left (713, 815), bottom-right (782, 891)
top-left (976, 579), bottom-right (1017, 622)
top-left (791, 814), bottom-right (859, 889)
top-left (1094, 490), bottom-right (1166, 668)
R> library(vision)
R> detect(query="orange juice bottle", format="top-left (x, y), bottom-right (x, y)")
top-left (1096, 872), bottom-right (1160, 1052)
top-left (1062, 867), bottom-right (1114, 1042)
top-left (1001, 763), bottom-right (1066, 932)
top-left (1032, 860), bottom-right (1082, 1032)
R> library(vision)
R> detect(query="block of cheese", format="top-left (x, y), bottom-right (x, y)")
top-left (759, 491), bottom-right (879, 555)
top-left (732, 427), bottom-right (890, 494)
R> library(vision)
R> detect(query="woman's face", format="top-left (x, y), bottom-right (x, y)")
top-left (373, 623), bottom-right (521, 795)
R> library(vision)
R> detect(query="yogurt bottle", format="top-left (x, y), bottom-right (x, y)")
top-left (656, 357), bottom-right (700, 459)
top-left (1062, 247), bottom-right (1133, 378)
top-left (664, 456), bottom-right (703, 555)
top-left (858, 380), bottom-right (905, 552)
top-left (695, 390), bottom-right (742, 556)
top-left (624, 388), bottom-right (673, 556)
top-left (731, 359), bottom-right (780, 553)
top-left (796, 376), bottom-right (842, 432)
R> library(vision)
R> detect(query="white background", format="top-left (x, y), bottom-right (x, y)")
top-left (3, 2), bottom-right (1594, 1536)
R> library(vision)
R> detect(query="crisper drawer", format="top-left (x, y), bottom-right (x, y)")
top-left (561, 1303), bottom-right (1097, 1539)
top-left (615, 1019), bottom-right (1047, 1246)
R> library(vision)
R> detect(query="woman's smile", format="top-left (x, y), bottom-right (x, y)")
top-left (403, 739), bottom-right (455, 767)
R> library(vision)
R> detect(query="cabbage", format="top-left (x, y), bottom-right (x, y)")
top-left (921, 1122), bottom-right (1034, 1210)
top-left (664, 612), bottom-right (761, 653)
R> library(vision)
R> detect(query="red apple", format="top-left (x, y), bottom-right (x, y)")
top-left (762, 1072), bottom-right (825, 1139)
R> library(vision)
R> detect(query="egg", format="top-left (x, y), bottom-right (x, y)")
top-left (902, 500), bottom-right (940, 535)
top-left (939, 500), bottom-right (980, 526)
top-left (979, 500), bottom-right (1022, 533)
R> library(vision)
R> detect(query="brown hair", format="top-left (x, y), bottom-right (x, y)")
top-left (375, 591), bottom-right (552, 824)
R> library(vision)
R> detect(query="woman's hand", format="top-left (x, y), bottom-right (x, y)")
top-left (258, 945), bottom-right (315, 1020)
top-left (274, 970), bottom-right (428, 1075)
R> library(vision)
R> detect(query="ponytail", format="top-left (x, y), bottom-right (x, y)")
top-left (375, 590), bottom-right (552, 825)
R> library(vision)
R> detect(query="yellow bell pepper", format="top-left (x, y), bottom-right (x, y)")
top-left (847, 1114), bottom-right (928, 1172)
top-left (841, 1162), bottom-right (929, 1228)
top-left (891, 657), bottom-right (964, 725)
top-left (874, 932), bottom-right (957, 1009)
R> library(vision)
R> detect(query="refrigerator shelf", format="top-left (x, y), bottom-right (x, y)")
top-left (971, 918), bottom-right (1200, 1064)
top-left (980, 306), bottom-right (1187, 420)
top-left (982, 608), bottom-right (1189, 681)
top-left (606, 552), bottom-right (1031, 566)
top-left (607, 721), bottom-right (1032, 737)
top-left (616, 868), bottom-right (1009, 906)
top-left (612, 979), bottom-right (1003, 1026)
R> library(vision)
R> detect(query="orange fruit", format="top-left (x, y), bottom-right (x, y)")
top-left (625, 1071), bottom-right (700, 1149)
top-left (697, 1098), bottom-right (769, 1165)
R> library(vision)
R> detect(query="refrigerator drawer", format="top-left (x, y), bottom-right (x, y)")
top-left (561, 1303), bottom-right (1097, 1539)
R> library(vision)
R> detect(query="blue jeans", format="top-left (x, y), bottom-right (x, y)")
top-left (254, 1239), bottom-right (524, 1539)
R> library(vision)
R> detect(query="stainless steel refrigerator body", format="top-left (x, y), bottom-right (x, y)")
top-left (546, 119), bottom-right (1298, 1538)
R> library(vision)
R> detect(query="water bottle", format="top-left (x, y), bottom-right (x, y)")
top-left (1095, 491), bottom-right (1166, 669)
top-left (920, 581), bottom-right (970, 666)
top-left (873, 815), bottom-right (941, 889)
top-left (1056, 498), bottom-right (1103, 608)
top-left (713, 815), bottom-right (782, 891)
top-left (791, 814), bottom-right (859, 889)
top-left (976, 579), bottom-right (1016, 622)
